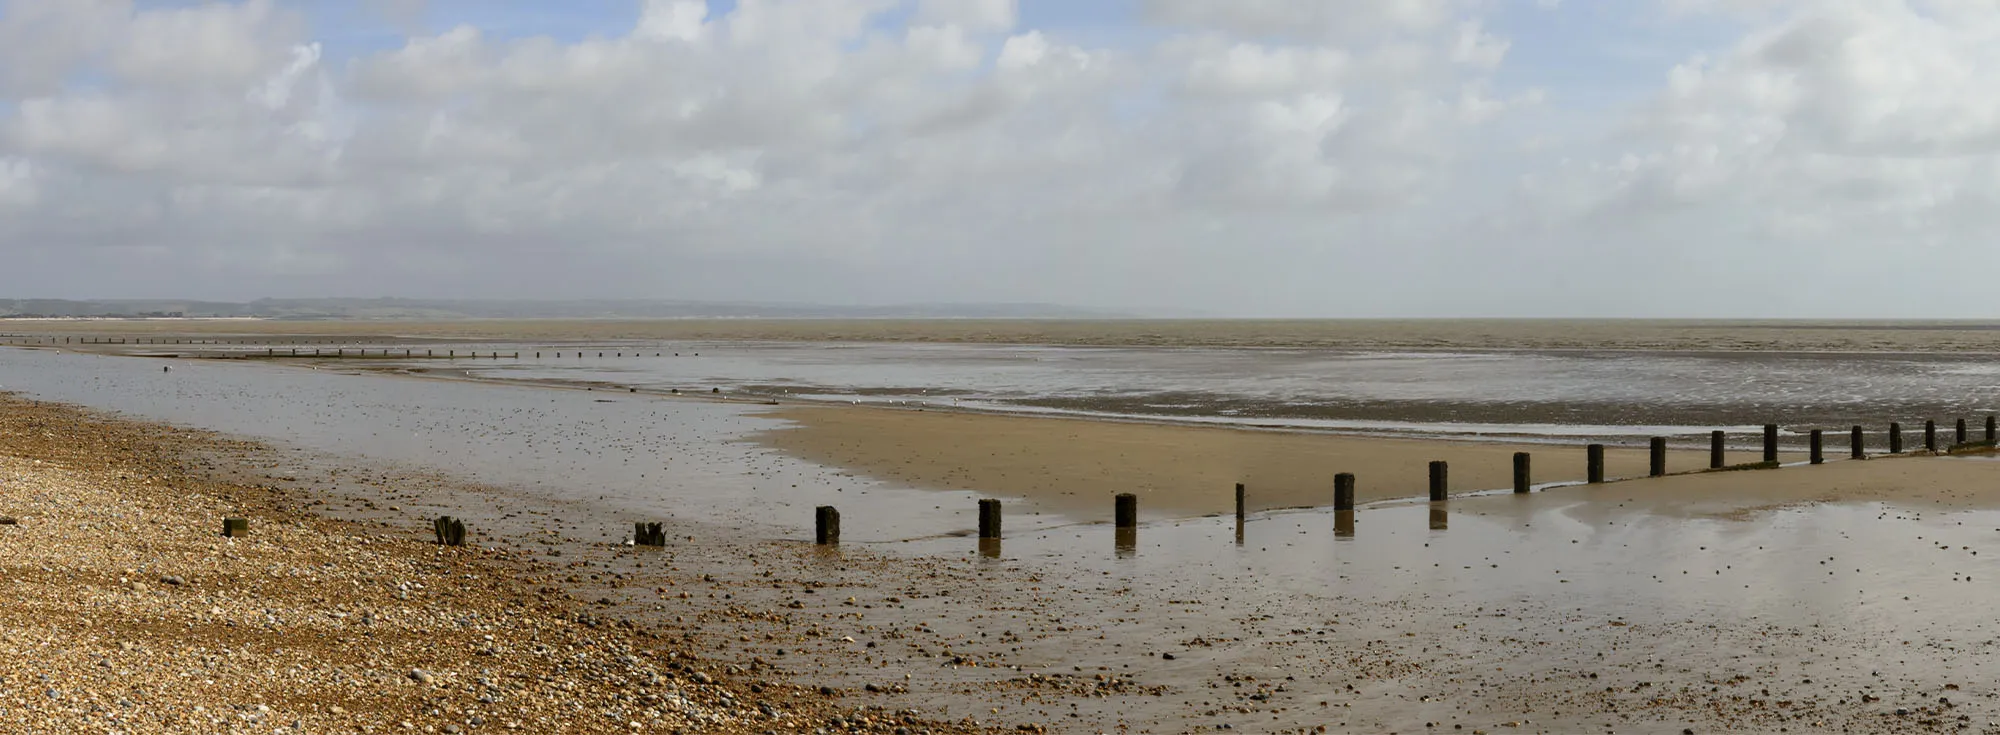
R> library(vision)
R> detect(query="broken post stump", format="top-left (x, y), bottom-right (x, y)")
top-left (1710, 430), bottom-right (1725, 469)
top-left (1926, 420), bottom-right (1937, 452)
top-left (1334, 473), bottom-right (1356, 511)
top-left (977, 499), bottom-right (1001, 539)
top-left (1115, 493), bottom-right (1137, 528)
top-left (1763, 424), bottom-right (1779, 463)
top-left (1513, 452), bottom-right (1531, 494)
top-left (434, 516), bottom-right (467, 546)
top-left (1852, 425), bottom-right (1864, 459)
top-left (814, 507), bottom-right (839, 546)
top-left (634, 522), bottom-right (666, 547)
top-left (1587, 444), bottom-right (1605, 484)
top-left (222, 517), bottom-right (248, 538)
top-left (1810, 429), bottom-right (1823, 465)
top-left (1890, 422), bottom-right (1903, 454)
top-left (1428, 461), bottom-right (1448, 502)
top-left (1649, 437), bottom-right (1667, 477)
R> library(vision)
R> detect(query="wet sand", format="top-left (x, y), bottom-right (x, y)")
top-left (758, 404), bottom-right (1793, 518)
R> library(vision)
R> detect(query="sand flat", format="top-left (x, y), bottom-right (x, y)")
top-left (752, 404), bottom-right (1816, 517)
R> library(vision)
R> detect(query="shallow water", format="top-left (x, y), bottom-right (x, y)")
top-left (80, 337), bottom-right (2000, 443)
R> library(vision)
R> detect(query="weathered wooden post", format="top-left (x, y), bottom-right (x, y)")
top-left (1851, 425), bottom-right (1864, 459)
top-left (1925, 420), bottom-right (1937, 452)
top-left (1512, 452), bottom-right (1531, 494)
top-left (1988, 415), bottom-right (1997, 444)
top-left (814, 507), bottom-right (839, 546)
top-left (1957, 418), bottom-right (1969, 445)
top-left (1809, 429), bottom-right (1823, 465)
top-left (1427, 461), bottom-right (1447, 502)
top-left (1710, 430), bottom-right (1725, 469)
top-left (1586, 444), bottom-right (1605, 484)
top-left (434, 516), bottom-right (467, 546)
top-left (1763, 424), bottom-right (1779, 463)
top-left (1115, 493), bottom-right (1138, 528)
top-left (977, 499), bottom-right (1001, 539)
top-left (1890, 422), bottom-right (1903, 453)
top-left (1234, 482), bottom-right (1246, 520)
top-left (1649, 437), bottom-right (1667, 477)
top-left (222, 517), bottom-right (248, 537)
top-left (1333, 473), bottom-right (1356, 511)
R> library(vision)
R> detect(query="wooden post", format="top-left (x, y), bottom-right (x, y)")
top-left (1427, 461), bottom-right (1447, 502)
top-left (1234, 483), bottom-right (1246, 519)
top-left (977, 499), bottom-right (1001, 539)
top-left (1925, 420), bottom-right (1937, 452)
top-left (1710, 430), bottom-right (1725, 469)
top-left (1333, 473), bottom-right (1356, 511)
top-left (1649, 437), bottom-right (1667, 477)
top-left (434, 516), bottom-right (466, 546)
top-left (1957, 418), bottom-right (1968, 445)
top-left (1587, 444), bottom-right (1604, 484)
top-left (1989, 415), bottom-right (1997, 443)
top-left (1512, 452), bottom-right (1530, 494)
top-left (1115, 493), bottom-right (1137, 528)
top-left (1809, 429), bottom-right (1823, 465)
top-left (222, 517), bottom-right (248, 537)
top-left (1851, 425), bottom-right (1864, 459)
top-left (814, 507), bottom-right (839, 546)
top-left (1763, 424), bottom-right (1779, 463)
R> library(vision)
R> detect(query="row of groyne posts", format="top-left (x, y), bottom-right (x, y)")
top-left (803, 416), bottom-right (1999, 552)
top-left (0, 336), bottom-right (692, 360)
top-left (207, 416), bottom-right (2000, 553)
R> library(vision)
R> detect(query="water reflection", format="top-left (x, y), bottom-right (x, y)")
top-left (1335, 510), bottom-right (1355, 538)
top-left (1114, 527), bottom-right (1136, 558)
top-left (1429, 505), bottom-right (1449, 530)
top-left (1233, 518), bottom-right (1245, 547)
top-left (978, 537), bottom-right (1002, 559)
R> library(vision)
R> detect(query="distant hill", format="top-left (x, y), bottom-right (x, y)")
top-left (0, 298), bottom-right (1134, 320)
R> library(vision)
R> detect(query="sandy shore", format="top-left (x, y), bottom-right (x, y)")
top-left (0, 394), bottom-right (988, 734)
top-left (754, 405), bottom-right (1824, 518)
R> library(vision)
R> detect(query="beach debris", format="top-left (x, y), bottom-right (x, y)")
top-left (0, 516), bottom-right (15, 525)
top-left (221, 517), bottom-right (248, 537)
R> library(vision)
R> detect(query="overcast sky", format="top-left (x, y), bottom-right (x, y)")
top-left (0, 0), bottom-right (1995, 317)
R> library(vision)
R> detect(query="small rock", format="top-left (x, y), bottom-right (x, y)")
top-left (159, 576), bottom-right (185, 586)
top-left (0, 516), bottom-right (16, 525)
top-left (410, 669), bottom-right (434, 685)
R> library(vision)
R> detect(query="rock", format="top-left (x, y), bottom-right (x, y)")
top-left (410, 669), bottom-right (434, 685)
top-left (159, 575), bottom-right (185, 586)
top-left (0, 516), bottom-right (16, 525)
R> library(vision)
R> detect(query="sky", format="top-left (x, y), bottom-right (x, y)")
top-left (1, 0), bottom-right (1997, 317)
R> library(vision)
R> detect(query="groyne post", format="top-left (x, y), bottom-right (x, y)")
top-left (1649, 437), bottom-right (1667, 477)
top-left (1809, 429), bottom-right (1823, 465)
top-left (1851, 426), bottom-right (1864, 459)
top-left (1957, 418), bottom-right (1969, 445)
top-left (635, 522), bottom-right (666, 547)
top-left (814, 507), bottom-right (839, 546)
top-left (1512, 452), bottom-right (1531, 494)
top-left (433, 516), bottom-right (466, 546)
top-left (1334, 473), bottom-right (1356, 511)
top-left (1234, 483), bottom-right (1246, 520)
top-left (1989, 415), bottom-right (1997, 444)
top-left (1115, 493), bottom-right (1138, 528)
top-left (977, 499), bottom-right (1002, 539)
top-left (1586, 444), bottom-right (1605, 484)
top-left (1763, 424), bottom-right (1779, 463)
top-left (1890, 422), bottom-right (1903, 454)
top-left (1710, 430), bottom-right (1725, 469)
top-left (1428, 461), bottom-right (1448, 502)
top-left (1926, 420), bottom-right (1937, 452)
